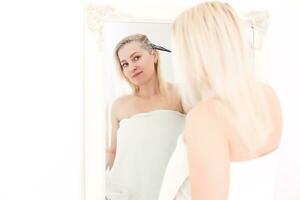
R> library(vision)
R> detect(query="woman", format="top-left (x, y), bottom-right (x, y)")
top-left (159, 2), bottom-right (283, 200)
top-left (105, 34), bottom-right (185, 200)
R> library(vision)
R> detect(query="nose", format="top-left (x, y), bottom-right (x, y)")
top-left (128, 63), bottom-right (137, 72)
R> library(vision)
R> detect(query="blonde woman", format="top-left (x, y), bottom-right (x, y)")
top-left (105, 34), bottom-right (185, 200)
top-left (159, 2), bottom-right (283, 200)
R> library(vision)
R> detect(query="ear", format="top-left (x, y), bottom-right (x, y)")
top-left (152, 50), bottom-right (158, 64)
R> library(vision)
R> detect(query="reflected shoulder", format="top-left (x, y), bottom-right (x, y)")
top-left (111, 94), bottom-right (133, 117)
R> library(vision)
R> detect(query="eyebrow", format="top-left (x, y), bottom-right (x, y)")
top-left (120, 52), bottom-right (140, 63)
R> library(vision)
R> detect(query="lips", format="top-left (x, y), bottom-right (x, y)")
top-left (132, 71), bottom-right (143, 78)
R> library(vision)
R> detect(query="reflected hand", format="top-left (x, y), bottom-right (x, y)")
top-left (106, 149), bottom-right (116, 171)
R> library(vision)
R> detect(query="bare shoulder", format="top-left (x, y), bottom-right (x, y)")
top-left (183, 99), bottom-right (229, 142)
top-left (262, 83), bottom-right (282, 111)
top-left (260, 82), bottom-right (283, 136)
top-left (260, 83), bottom-right (282, 118)
top-left (112, 94), bottom-right (132, 106)
top-left (111, 94), bottom-right (134, 120)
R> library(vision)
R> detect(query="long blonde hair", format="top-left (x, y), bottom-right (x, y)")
top-left (172, 1), bottom-right (272, 149)
top-left (114, 34), bottom-right (169, 98)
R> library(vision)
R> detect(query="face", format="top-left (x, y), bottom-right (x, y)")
top-left (118, 41), bottom-right (158, 86)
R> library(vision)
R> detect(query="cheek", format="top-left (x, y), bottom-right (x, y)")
top-left (142, 57), bottom-right (155, 71)
top-left (137, 58), bottom-right (146, 68)
top-left (122, 70), bottom-right (131, 79)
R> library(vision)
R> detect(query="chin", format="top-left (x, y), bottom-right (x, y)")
top-left (132, 79), bottom-right (146, 86)
top-left (132, 81), bottom-right (143, 86)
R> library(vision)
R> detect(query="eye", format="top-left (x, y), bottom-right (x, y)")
top-left (133, 56), bottom-right (140, 62)
top-left (121, 63), bottom-right (129, 68)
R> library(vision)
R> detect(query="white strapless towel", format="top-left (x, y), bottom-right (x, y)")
top-left (159, 135), bottom-right (280, 200)
top-left (106, 110), bottom-right (186, 200)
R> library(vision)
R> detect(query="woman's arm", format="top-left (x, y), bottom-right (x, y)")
top-left (183, 101), bottom-right (230, 200)
top-left (106, 100), bottom-right (120, 171)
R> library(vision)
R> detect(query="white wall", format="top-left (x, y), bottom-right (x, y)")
top-left (0, 1), bottom-right (83, 200)
top-left (269, 2), bottom-right (300, 199)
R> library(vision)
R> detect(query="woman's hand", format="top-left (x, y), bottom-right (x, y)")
top-left (106, 149), bottom-right (116, 171)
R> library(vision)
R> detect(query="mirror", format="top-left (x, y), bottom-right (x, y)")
top-left (102, 20), bottom-right (186, 200)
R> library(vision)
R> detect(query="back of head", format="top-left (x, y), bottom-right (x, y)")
top-left (172, 1), bottom-right (272, 150)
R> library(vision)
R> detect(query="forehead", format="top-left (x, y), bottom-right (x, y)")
top-left (118, 41), bottom-right (146, 61)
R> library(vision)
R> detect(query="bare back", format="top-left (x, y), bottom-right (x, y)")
top-left (228, 83), bottom-right (283, 161)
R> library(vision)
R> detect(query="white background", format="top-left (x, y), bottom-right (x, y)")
top-left (0, 1), bottom-right (83, 200)
top-left (1, 0), bottom-right (300, 200)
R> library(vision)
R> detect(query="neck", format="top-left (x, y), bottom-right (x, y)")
top-left (137, 75), bottom-right (160, 98)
